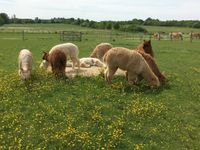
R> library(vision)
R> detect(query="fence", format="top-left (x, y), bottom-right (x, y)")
top-left (0, 30), bottom-right (199, 42)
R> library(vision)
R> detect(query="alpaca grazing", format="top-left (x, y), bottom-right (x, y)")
top-left (40, 43), bottom-right (80, 70)
top-left (43, 49), bottom-right (66, 76)
top-left (138, 51), bottom-right (166, 82)
top-left (90, 43), bottom-right (113, 61)
top-left (136, 40), bottom-right (166, 82)
top-left (18, 49), bottom-right (33, 80)
top-left (103, 47), bottom-right (160, 87)
top-left (137, 40), bottom-right (154, 57)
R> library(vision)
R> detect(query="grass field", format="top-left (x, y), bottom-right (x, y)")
top-left (0, 24), bottom-right (200, 149)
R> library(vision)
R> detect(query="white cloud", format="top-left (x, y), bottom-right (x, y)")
top-left (0, 0), bottom-right (199, 20)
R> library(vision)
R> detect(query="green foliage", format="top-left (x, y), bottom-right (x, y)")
top-left (192, 22), bottom-right (200, 28)
top-left (119, 24), bottom-right (147, 33)
top-left (0, 16), bottom-right (4, 26)
top-left (0, 13), bottom-right (9, 24)
top-left (113, 22), bottom-right (120, 30)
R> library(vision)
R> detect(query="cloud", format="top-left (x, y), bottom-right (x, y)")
top-left (0, 0), bottom-right (199, 20)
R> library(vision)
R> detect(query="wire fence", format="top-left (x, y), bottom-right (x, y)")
top-left (0, 30), bottom-right (199, 42)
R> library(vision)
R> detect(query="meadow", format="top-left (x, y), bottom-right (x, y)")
top-left (0, 24), bottom-right (200, 149)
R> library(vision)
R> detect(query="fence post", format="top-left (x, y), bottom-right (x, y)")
top-left (110, 30), bottom-right (112, 41)
top-left (22, 30), bottom-right (25, 41)
top-left (79, 32), bottom-right (82, 41)
top-left (190, 34), bottom-right (193, 43)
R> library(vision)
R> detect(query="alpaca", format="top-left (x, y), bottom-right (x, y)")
top-left (45, 49), bottom-right (66, 76)
top-left (90, 43), bottom-right (113, 61)
top-left (138, 51), bottom-right (166, 82)
top-left (79, 57), bottom-right (104, 67)
top-left (18, 49), bottom-right (33, 80)
top-left (40, 43), bottom-right (80, 70)
top-left (137, 40), bottom-right (154, 57)
top-left (66, 57), bottom-right (105, 68)
top-left (103, 47), bottom-right (160, 87)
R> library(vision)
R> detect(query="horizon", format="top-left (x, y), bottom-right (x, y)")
top-left (0, 0), bottom-right (200, 21)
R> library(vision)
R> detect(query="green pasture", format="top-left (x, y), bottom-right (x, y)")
top-left (0, 24), bottom-right (200, 149)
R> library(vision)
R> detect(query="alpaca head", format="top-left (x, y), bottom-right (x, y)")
top-left (149, 76), bottom-right (160, 87)
top-left (42, 51), bottom-right (49, 61)
top-left (19, 67), bottom-right (31, 80)
top-left (39, 60), bottom-right (50, 69)
top-left (143, 40), bottom-right (153, 54)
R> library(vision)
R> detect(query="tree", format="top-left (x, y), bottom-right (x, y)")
top-left (106, 22), bottom-right (112, 29)
top-left (0, 16), bottom-right (4, 25)
top-left (192, 22), bottom-right (200, 28)
top-left (0, 13), bottom-right (9, 24)
top-left (113, 22), bottom-right (120, 30)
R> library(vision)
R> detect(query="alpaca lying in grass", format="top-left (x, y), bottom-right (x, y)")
top-left (67, 57), bottom-right (104, 68)
top-left (40, 43), bottom-right (80, 70)
top-left (103, 47), bottom-right (160, 87)
top-left (18, 49), bottom-right (33, 80)
top-left (79, 57), bottom-right (104, 67)
top-left (90, 43), bottom-right (113, 61)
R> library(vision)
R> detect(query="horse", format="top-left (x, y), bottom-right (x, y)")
top-left (153, 32), bottom-right (161, 40)
top-left (169, 32), bottom-right (183, 40)
top-left (137, 40), bottom-right (154, 57)
top-left (189, 32), bottom-right (200, 39)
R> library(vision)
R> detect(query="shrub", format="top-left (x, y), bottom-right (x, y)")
top-left (119, 25), bottom-right (147, 33)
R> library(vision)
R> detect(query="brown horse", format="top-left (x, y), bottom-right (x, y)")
top-left (137, 40), bottom-right (154, 57)
top-left (153, 32), bottom-right (161, 40)
top-left (42, 49), bottom-right (66, 76)
top-left (189, 32), bottom-right (200, 39)
top-left (169, 32), bottom-right (183, 40)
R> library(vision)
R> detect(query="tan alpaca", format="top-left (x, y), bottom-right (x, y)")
top-left (90, 43), bottom-right (113, 61)
top-left (103, 47), bottom-right (160, 87)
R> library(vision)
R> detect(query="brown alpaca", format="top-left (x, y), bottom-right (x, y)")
top-left (43, 50), bottom-right (66, 76)
top-left (137, 40), bottom-right (154, 57)
top-left (138, 51), bottom-right (166, 82)
top-left (103, 47), bottom-right (160, 87)
top-left (90, 43), bottom-right (113, 61)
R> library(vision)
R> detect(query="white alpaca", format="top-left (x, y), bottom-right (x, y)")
top-left (79, 57), bottom-right (104, 68)
top-left (40, 43), bottom-right (80, 70)
top-left (18, 49), bottom-right (33, 80)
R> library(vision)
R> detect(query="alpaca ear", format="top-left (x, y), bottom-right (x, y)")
top-left (143, 40), bottom-right (146, 42)
top-left (148, 40), bottom-right (151, 43)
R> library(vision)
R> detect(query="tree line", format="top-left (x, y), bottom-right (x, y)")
top-left (1, 12), bottom-right (200, 33)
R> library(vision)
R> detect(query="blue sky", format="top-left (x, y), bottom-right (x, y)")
top-left (0, 0), bottom-right (199, 21)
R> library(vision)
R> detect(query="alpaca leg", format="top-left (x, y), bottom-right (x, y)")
top-left (106, 67), bottom-right (117, 84)
top-left (71, 57), bottom-right (80, 70)
top-left (127, 72), bottom-right (137, 85)
top-left (75, 58), bottom-right (80, 69)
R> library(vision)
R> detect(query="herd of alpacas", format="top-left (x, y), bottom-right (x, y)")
top-left (18, 40), bottom-right (166, 87)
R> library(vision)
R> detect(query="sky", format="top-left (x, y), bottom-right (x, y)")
top-left (0, 0), bottom-right (200, 21)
